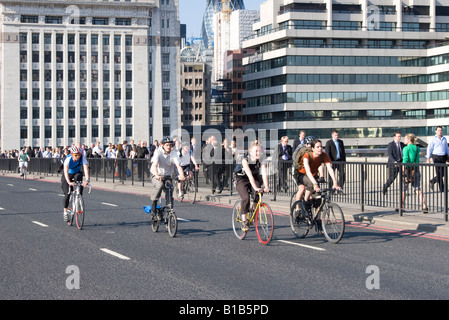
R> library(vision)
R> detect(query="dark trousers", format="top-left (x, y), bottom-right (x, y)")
top-left (329, 161), bottom-right (345, 189)
top-left (61, 172), bottom-right (84, 209)
top-left (384, 163), bottom-right (401, 190)
top-left (236, 178), bottom-right (261, 214)
top-left (430, 154), bottom-right (447, 192)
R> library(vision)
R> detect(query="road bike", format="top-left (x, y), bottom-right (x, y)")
top-left (67, 181), bottom-right (92, 230)
top-left (19, 163), bottom-right (27, 180)
top-left (178, 169), bottom-right (197, 204)
top-left (232, 191), bottom-right (274, 245)
top-left (290, 188), bottom-right (345, 244)
top-left (145, 176), bottom-right (178, 237)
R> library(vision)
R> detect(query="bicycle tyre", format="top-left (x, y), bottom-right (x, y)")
top-left (290, 200), bottom-right (310, 238)
top-left (321, 202), bottom-right (345, 244)
top-left (167, 212), bottom-right (178, 237)
top-left (255, 203), bottom-right (274, 245)
top-left (151, 213), bottom-right (161, 232)
top-left (231, 200), bottom-right (247, 240)
top-left (186, 178), bottom-right (196, 204)
top-left (75, 195), bottom-right (85, 230)
top-left (67, 195), bottom-right (75, 226)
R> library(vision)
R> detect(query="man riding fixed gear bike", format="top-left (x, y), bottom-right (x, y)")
top-left (295, 139), bottom-right (341, 232)
top-left (61, 145), bottom-right (90, 222)
top-left (149, 137), bottom-right (185, 220)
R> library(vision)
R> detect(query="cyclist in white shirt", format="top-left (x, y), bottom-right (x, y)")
top-left (150, 137), bottom-right (185, 214)
top-left (176, 142), bottom-right (199, 198)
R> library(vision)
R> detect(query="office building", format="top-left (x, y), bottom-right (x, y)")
top-left (242, 0), bottom-right (449, 148)
top-left (0, 0), bottom-right (180, 150)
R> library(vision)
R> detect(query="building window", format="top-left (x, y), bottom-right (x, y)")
top-left (69, 126), bottom-right (75, 138)
top-left (21, 15), bottom-right (38, 23)
top-left (57, 126), bottom-right (64, 138)
top-left (116, 18), bottom-right (131, 26)
top-left (45, 126), bottom-right (52, 139)
top-left (92, 17), bottom-right (109, 25)
top-left (45, 16), bottom-right (63, 24)
top-left (33, 126), bottom-right (40, 139)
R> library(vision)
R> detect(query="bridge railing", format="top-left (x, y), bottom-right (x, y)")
top-left (1, 157), bottom-right (447, 222)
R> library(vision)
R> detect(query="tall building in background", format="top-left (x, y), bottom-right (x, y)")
top-left (0, 0), bottom-right (180, 150)
top-left (242, 0), bottom-right (449, 149)
top-left (201, 0), bottom-right (245, 49)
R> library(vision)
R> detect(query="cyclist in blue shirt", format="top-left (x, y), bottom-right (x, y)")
top-left (61, 145), bottom-right (90, 222)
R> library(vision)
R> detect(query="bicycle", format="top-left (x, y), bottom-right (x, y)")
top-left (144, 176), bottom-right (178, 237)
top-left (67, 181), bottom-right (92, 230)
top-left (232, 191), bottom-right (274, 245)
top-left (290, 188), bottom-right (345, 244)
top-left (20, 165), bottom-right (27, 180)
top-left (178, 169), bottom-right (197, 204)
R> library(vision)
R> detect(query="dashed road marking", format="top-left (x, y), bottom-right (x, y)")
top-left (32, 221), bottom-right (49, 227)
top-left (100, 248), bottom-right (130, 260)
top-left (101, 202), bottom-right (118, 207)
top-left (277, 240), bottom-right (326, 251)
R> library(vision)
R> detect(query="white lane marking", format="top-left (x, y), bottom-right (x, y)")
top-left (101, 202), bottom-right (118, 207)
top-left (7, 184), bottom-right (14, 187)
top-left (0, 207), bottom-right (4, 211)
top-left (29, 188), bottom-right (37, 191)
top-left (100, 248), bottom-right (130, 260)
top-left (32, 221), bottom-right (49, 227)
top-left (177, 217), bottom-right (191, 222)
top-left (278, 240), bottom-right (326, 251)
top-left (58, 194), bottom-right (64, 197)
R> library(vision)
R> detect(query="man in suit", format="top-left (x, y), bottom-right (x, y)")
top-left (277, 136), bottom-right (292, 192)
top-left (325, 130), bottom-right (346, 188)
top-left (382, 131), bottom-right (404, 195)
top-left (293, 130), bottom-right (306, 151)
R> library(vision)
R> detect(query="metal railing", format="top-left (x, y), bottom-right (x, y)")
top-left (1, 157), bottom-right (447, 222)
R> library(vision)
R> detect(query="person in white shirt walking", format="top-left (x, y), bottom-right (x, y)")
top-left (426, 126), bottom-right (449, 192)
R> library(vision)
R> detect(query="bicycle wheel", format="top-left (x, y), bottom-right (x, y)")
top-left (67, 195), bottom-right (75, 226)
top-left (290, 200), bottom-right (310, 238)
top-left (167, 212), bottom-right (178, 237)
top-left (255, 203), bottom-right (274, 244)
top-left (75, 195), bottom-right (85, 230)
top-left (231, 200), bottom-right (248, 240)
top-left (186, 178), bottom-right (197, 204)
top-left (321, 202), bottom-right (345, 244)
top-left (151, 211), bottom-right (161, 232)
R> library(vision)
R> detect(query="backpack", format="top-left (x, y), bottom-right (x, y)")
top-left (294, 149), bottom-right (324, 179)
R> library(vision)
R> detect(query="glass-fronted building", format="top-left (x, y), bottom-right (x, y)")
top-left (242, 0), bottom-right (449, 149)
top-left (201, 0), bottom-right (245, 48)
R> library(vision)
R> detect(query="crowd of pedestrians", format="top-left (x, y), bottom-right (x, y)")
top-left (2, 126), bottom-right (449, 214)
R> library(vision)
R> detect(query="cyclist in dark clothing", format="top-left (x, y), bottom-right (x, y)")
top-left (234, 141), bottom-right (269, 231)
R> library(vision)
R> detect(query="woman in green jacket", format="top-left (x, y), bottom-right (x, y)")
top-left (402, 133), bottom-right (428, 213)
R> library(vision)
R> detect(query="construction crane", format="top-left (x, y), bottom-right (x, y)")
top-left (221, 0), bottom-right (231, 21)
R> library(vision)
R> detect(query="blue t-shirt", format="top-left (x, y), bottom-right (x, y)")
top-left (64, 154), bottom-right (88, 174)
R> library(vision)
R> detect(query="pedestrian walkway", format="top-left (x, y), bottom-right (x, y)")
top-left (3, 171), bottom-right (449, 237)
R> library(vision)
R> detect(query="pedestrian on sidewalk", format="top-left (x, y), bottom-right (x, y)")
top-left (426, 126), bottom-right (449, 192)
top-left (402, 133), bottom-right (428, 213)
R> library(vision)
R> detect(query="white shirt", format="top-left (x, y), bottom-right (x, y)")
top-left (150, 148), bottom-right (180, 177)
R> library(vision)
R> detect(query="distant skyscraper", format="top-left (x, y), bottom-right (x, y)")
top-left (201, 0), bottom-right (245, 48)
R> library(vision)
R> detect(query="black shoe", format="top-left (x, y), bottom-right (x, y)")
top-left (382, 185), bottom-right (387, 195)
top-left (430, 180), bottom-right (434, 191)
top-left (315, 219), bottom-right (323, 235)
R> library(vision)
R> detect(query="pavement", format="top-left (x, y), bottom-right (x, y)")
top-left (3, 171), bottom-right (449, 237)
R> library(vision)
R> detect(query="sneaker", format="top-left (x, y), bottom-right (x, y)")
top-left (63, 211), bottom-right (69, 222)
top-left (241, 221), bottom-right (250, 232)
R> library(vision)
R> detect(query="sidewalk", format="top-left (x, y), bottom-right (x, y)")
top-left (4, 171), bottom-right (449, 237)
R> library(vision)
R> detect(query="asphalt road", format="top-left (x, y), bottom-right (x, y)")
top-left (1, 176), bottom-right (449, 305)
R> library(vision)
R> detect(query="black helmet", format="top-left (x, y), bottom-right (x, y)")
top-left (161, 137), bottom-right (173, 145)
top-left (305, 136), bottom-right (315, 145)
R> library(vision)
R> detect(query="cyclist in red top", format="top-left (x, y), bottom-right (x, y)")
top-left (298, 139), bottom-right (341, 202)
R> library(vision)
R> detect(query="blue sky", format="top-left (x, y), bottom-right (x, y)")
top-left (179, 0), bottom-right (263, 38)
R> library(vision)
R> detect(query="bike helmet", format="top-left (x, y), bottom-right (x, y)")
top-left (161, 137), bottom-right (173, 145)
top-left (69, 145), bottom-right (81, 154)
top-left (305, 136), bottom-right (315, 145)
